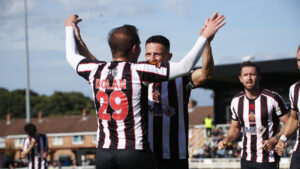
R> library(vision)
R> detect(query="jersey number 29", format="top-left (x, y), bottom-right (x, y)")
top-left (96, 91), bottom-right (128, 121)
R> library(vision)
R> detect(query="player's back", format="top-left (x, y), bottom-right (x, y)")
top-left (77, 59), bottom-right (170, 150)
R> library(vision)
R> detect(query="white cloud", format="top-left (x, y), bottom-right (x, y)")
top-left (0, 0), bottom-right (36, 17)
top-left (162, 0), bottom-right (190, 14)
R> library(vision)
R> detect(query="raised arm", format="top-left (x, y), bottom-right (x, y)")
top-left (169, 11), bottom-right (225, 79)
top-left (65, 15), bottom-right (86, 70)
top-left (73, 17), bottom-right (97, 60)
top-left (190, 41), bottom-right (214, 87)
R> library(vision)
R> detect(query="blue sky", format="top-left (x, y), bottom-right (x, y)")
top-left (0, 0), bottom-right (299, 106)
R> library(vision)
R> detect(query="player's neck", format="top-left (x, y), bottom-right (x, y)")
top-left (244, 86), bottom-right (261, 100)
top-left (113, 57), bottom-right (128, 62)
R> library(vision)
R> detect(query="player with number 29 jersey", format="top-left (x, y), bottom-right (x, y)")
top-left (77, 59), bottom-right (170, 150)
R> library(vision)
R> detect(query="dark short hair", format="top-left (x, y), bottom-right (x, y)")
top-left (24, 123), bottom-right (36, 136)
top-left (146, 35), bottom-right (170, 52)
top-left (108, 24), bottom-right (140, 58)
top-left (298, 45), bottom-right (300, 53)
top-left (240, 61), bottom-right (261, 75)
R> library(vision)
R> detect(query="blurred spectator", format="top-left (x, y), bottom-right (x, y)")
top-left (191, 127), bottom-right (242, 159)
top-left (203, 145), bottom-right (211, 158)
top-left (216, 148), bottom-right (225, 158)
top-left (192, 147), bottom-right (204, 158)
top-left (190, 126), bottom-right (297, 159)
top-left (204, 115), bottom-right (213, 137)
top-left (21, 123), bottom-right (48, 169)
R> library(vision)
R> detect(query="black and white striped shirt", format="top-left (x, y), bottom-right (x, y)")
top-left (22, 134), bottom-right (48, 169)
top-left (289, 81), bottom-right (300, 152)
top-left (231, 89), bottom-right (288, 163)
top-left (148, 75), bottom-right (192, 159)
top-left (65, 26), bottom-right (208, 150)
top-left (77, 59), bottom-right (170, 150)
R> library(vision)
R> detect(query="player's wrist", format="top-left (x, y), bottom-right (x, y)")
top-left (279, 135), bottom-right (287, 143)
top-left (76, 38), bottom-right (83, 43)
top-left (199, 34), bottom-right (209, 40)
top-left (223, 138), bottom-right (229, 145)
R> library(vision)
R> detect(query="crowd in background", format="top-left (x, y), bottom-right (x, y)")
top-left (191, 127), bottom-right (297, 159)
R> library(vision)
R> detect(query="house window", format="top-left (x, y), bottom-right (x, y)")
top-left (52, 136), bottom-right (63, 145)
top-left (93, 135), bottom-right (97, 144)
top-left (0, 137), bottom-right (5, 148)
top-left (14, 138), bottom-right (24, 147)
top-left (73, 135), bottom-right (83, 145)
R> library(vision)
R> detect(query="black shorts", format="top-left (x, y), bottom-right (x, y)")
top-left (290, 151), bottom-right (300, 169)
top-left (96, 148), bottom-right (156, 169)
top-left (155, 158), bottom-right (188, 169)
top-left (241, 159), bottom-right (279, 169)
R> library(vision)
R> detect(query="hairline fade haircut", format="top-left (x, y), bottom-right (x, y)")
top-left (108, 24), bottom-right (140, 58)
top-left (240, 61), bottom-right (261, 76)
top-left (145, 35), bottom-right (170, 52)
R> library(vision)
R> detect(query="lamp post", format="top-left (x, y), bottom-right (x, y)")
top-left (24, 0), bottom-right (31, 123)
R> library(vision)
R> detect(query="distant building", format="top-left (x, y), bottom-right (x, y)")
top-left (0, 110), bottom-right (97, 167)
top-left (188, 106), bottom-right (214, 127)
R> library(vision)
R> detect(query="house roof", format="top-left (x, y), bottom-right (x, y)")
top-left (188, 106), bottom-right (214, 126)
top-left (1, 105), bottom-right (214, 137)
top-left (0, 114), bottom-right (98, 137)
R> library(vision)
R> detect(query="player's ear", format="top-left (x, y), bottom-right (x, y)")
top-left (131, 44), bottom-right (140, 55)
top-left (167, 53), bottom-right (173, 61)
top-left (238, 75), bottom-right (243, 83)
top-left (131, 45), bottom-right (136, 54)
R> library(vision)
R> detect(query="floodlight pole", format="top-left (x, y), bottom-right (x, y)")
top-left (24, 0), bottom-right (31, 123)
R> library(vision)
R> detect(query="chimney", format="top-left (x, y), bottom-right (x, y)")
top-left (38, 111), bottom-right (44, 123)
top-left (82, 108), bottom-right (89, 121)
top-left (188, 99), bottom-right (197, 113)
top-left (6, 113), bottom-right (12, 125)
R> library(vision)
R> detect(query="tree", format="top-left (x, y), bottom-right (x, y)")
top-left (0, 88), bottom-right (94, 119)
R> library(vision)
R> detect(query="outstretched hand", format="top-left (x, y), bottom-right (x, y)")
top-left (200, 11), bottom-right (226, 40)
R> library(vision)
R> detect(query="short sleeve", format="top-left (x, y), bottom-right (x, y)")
top-left (77, 58), bottom-right (105, 82)
top-left (273, 92), bottom-right (289, 117)
top-left (231, 101), bottom-right (239, 121)
top-left (22, 138), bottom-right (29, 152)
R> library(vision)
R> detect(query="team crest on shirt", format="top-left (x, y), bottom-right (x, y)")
top-left (249, 103), bottom-right (255, 124)
top-left (150, 61), bottom-right (161, 68)
top-left (249, 111), bottom-right (255, 123)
